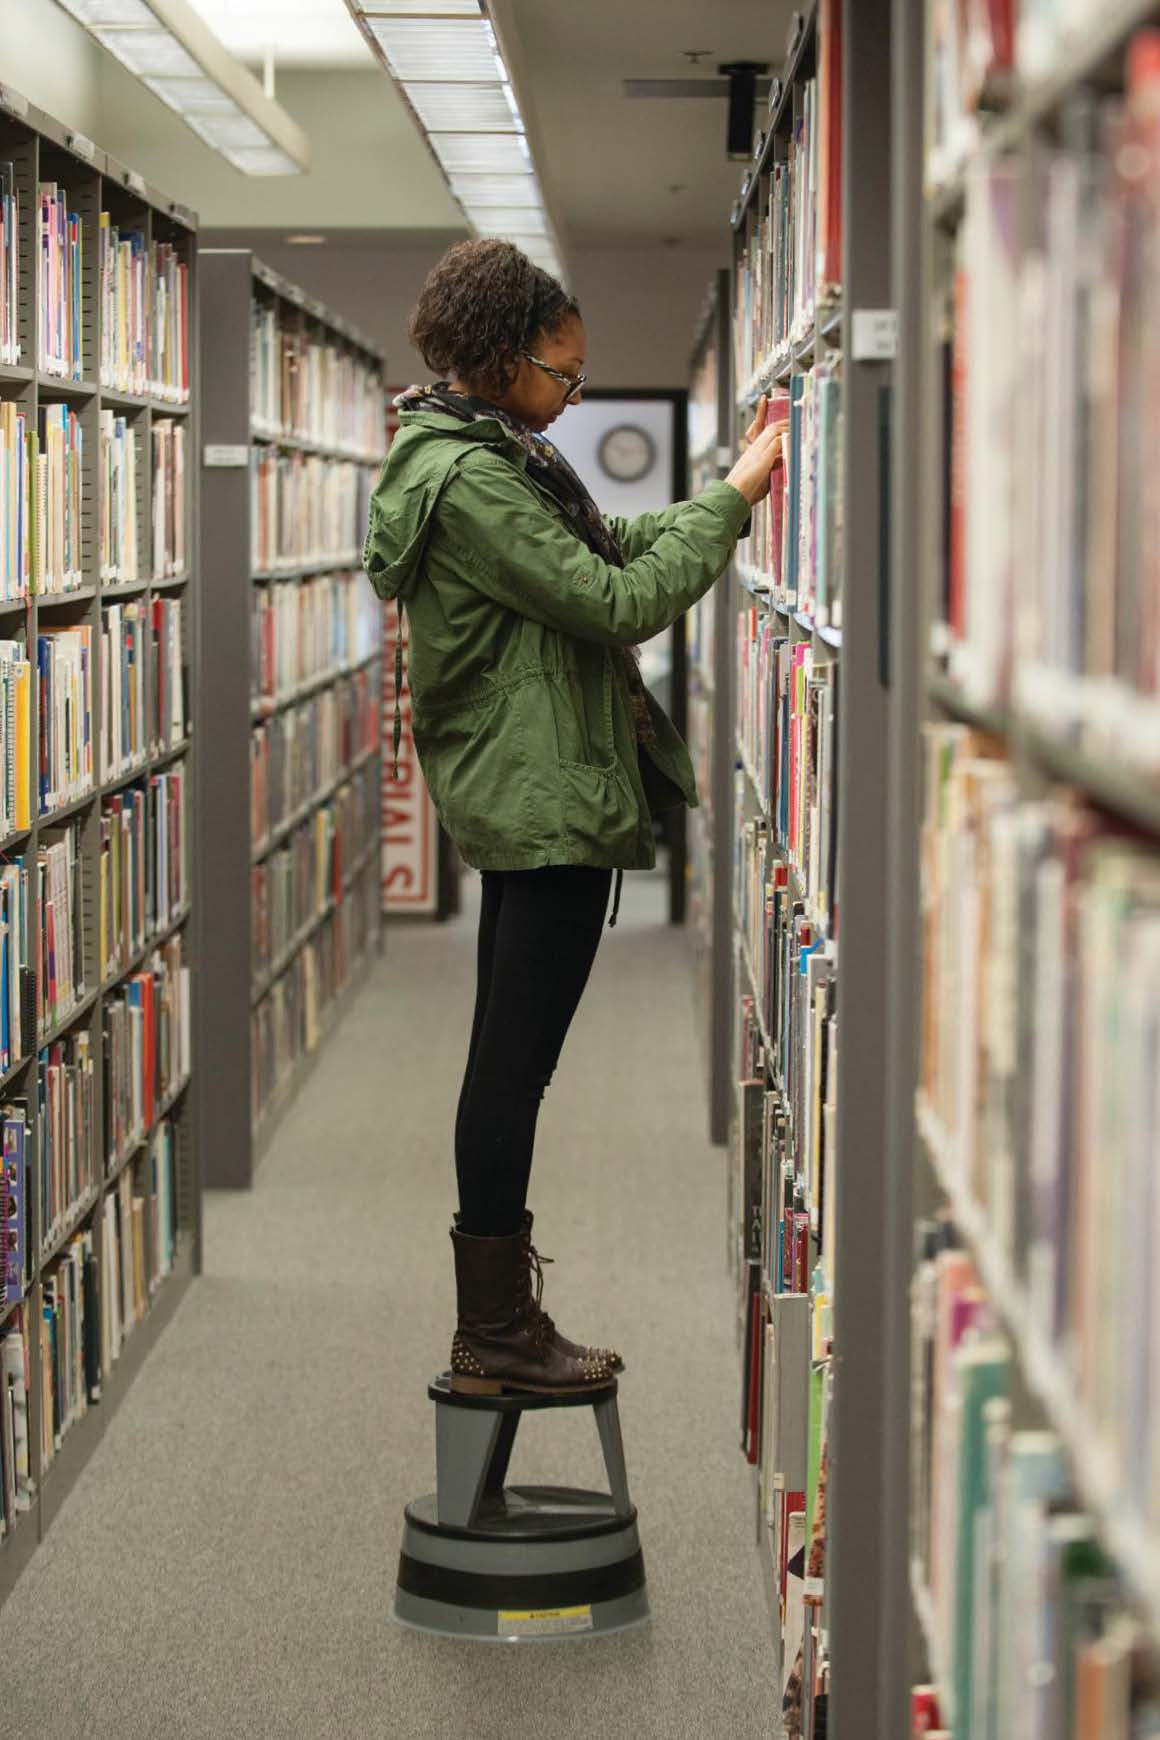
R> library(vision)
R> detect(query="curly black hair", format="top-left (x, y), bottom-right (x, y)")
top-left (409, 239), bottom-right (580, 395)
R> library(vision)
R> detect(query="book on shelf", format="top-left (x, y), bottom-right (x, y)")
top-left (920, 722), bottom-right (1160, 1539)
top-left (36, 822), bottom-right (85, 1039)
top-left (99, 602), bottom-right (148, 780)
top-left (250, 570), bottom-right (381, 709)
top-left (39, 1031), bottom-right (94, 1250)
top-left (148, 1116), bottom-right (176, 1290)
top-left (0, 1305), bottom-right (33, 1535)
top-left (37, 624), bottom-right (92, 814)
top-left (151, 418), bottom-right (185, 579)
top-left (1, 1104), bottom-right (29, 1307)
top-left (0, 860), bottom-right (32, 1073)
top-left (40, 1223), bottom-right (99, 1469)
top-left (250, 449), bottom-right (365, 571)
top-left (250, 300), bottom-right (384, 454)
top-left (911, 1226), bottom-right (1160, 1737)
top-left (0, 402), bottom-right (31, 604)
top-left (150, 595), bottom-right (186, 751)
top-left (102, 931), bottom-right (190, 1164)
top-left (0, 639), bottom-right (33, 835)
top-left (937, 32), bottom-right (1160, 764)
top-left (37, 183), bottom-right (83, 382)
top-left (98, 216), bottom-right (147, 396)
top-left (0, 161), bottom-right (18, 368)
top-left (150, 240), bottom-right (189, 404)
top-left (98, 412), bottom-right (139, 585)
top-left (35, 403), bottom-right (83, 595)
top-left (98, 768), bottom-right (187, 983)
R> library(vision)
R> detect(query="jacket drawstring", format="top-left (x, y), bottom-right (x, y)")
top-left (609, 867), bottom-right (623, 928)
top-left (391, 607), bottom-right (404, 779)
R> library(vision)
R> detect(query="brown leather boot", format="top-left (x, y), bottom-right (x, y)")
top-left (449, 1224), bottom-right (616, 1396)
top-left (517, 1213), bottom-right (625, 1374)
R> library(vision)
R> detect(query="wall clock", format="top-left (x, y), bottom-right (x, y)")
top-left (597, 422), bottom-right (657, 484)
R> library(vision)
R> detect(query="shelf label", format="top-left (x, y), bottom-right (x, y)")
top-left (203, 444), bottom-right (249, 469)
top-left (0, 85), bottom-right (29, 118)
top-left (124, 169), bottom-right (147, 197)
top-left (67, 132), bottom-right (96, 164)
top-left (851, 309), bottom-right (898, 362)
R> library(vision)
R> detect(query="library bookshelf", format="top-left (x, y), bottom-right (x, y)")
top-left (196, 253), bottom-right (385, 1190)
top-left (893, 0), bottom-right (1160, 1733)
top-left (0, 88), bottom-right (200, 1606)
top-left (688, 0), bottom-right (896, 1729)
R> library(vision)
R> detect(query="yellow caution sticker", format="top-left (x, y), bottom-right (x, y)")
top-left (497, 1604), bottom-right (594, 1637)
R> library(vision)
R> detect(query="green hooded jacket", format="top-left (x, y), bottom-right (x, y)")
top-left (362, 408), bottom-right (750, 873)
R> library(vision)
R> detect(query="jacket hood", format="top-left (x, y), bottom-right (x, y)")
top-left (362, 409), bottom-right (528, 603)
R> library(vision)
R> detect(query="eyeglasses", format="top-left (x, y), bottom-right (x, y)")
top-left (521, 350), bottom-right (587, 402)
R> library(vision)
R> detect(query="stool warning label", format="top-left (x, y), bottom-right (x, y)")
top-left (498, 1604), bottom-right (594, 1637)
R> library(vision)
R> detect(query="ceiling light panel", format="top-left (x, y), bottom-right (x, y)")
top-left (430, 132), bottom-right (531, 175)
top-left (361, 0), bottom-right (481, 12)
top-left (470, 207), bottom-right (548, 236)
top-left (404, 82), bottom-right (520, 133)
top-left (447, 172), bottom-right (541, 206)
top-left (93, 27), bottom-right (202, 76)
top-left (55, 0), bottom-right (309, 173)
top-left (366, 17), bottom-right (503, 82)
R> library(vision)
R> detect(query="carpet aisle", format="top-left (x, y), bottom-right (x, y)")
top-left (0, 871), bottom-right (775, 1740)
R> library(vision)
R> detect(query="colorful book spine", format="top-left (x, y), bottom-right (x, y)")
top-left (150, 417), bottom-right (185, 579)
top-left (37, 183), bottom-right (83, 381)
top-left (98, 411), bottom-right (139, 584)
top-left (0, 161), bottom-right (18, 367)
top-left (0, 402), bottom-right (31, 604)
top-left (99, 602), bottom-right (148, 781)
top-left (250, 303), bottom-right (384, 456)
top-left (98, 216), bottom-right (147, 396)
top-left (149, 241), bottom-right (189, 404)
top-left (36, 821), bottom-right (85, 1037)
top-left (35, 404), bottom-right (84, 596)
top-left (38, 1031), bottom-right (94, 1246)
top-left (250, 451), bottom-right (366, 572)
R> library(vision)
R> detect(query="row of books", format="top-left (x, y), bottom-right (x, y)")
top-left (741, 373), bottom-right (844, 628)
top-left (1, 1108), bottom-right (178, 1513)
top-left (735, 616), bottom-right (838, 931)
top-left (38, 183), bottom-right (82, 382)
top-left (911, 1232), bottom-right (1160, 1738)
top-left (103, 934), bottom-right (190, 1166)
top-left (250, 451), bottom-right (368, 573)
top-left (38, 625), bottom-right (92, 814)
top-left (99, 597), bottom-right (185, 779)
top-left (151, 418), bottom-right (186, 579)
top-left (98, 413), bottom-right (138, 585)
top-left (730, 998), bottom-right (835, 1734)
top-left (102, 1125), bottom-right (178, 1372)
top-left (941, 36), bottom-right (1160, 762)
top-left (250, 858), bottom-right (379, 1129)
top-left (250, 570), bottom-right (381, 708)
top-left (37, 824), bottom-right (85, 1038)
top-left (99, 766), bottom-right (188, 982)
top-left (250, 304), bottom-right (385, 456)
top-left (251, 760), bottom-right (379, 983)
top-left (250, 662), bottom-right (380, 851)
top-left (96, 221), bottom-right (190, 402)
top-left (0, 402), bottom-right (85, 598)
top-left (731, 0), bottom-right (842, 393)
top-left (0, 864), bottom-right (31, 1073)
top-left (3, 1104), bottom-right (28, 1304)
top-left (0, 164), bottom-right (17, 367)
top-left (920, 722), bottom-right (1160, 1533)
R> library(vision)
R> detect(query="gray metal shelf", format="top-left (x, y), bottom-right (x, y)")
top-left (0, 84), bottom-right (203, 1615)
top-left (198, 249), bottom-right (385, 1190)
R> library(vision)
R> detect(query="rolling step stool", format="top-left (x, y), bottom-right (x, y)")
top-left (394, 1373), bottom-right (649, 1641)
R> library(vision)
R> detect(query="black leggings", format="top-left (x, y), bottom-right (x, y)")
top-left (455, 866), bottom-right (613, 1237)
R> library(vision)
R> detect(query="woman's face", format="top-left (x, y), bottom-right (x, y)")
top-left (496, 313), bottom-right (586, 434)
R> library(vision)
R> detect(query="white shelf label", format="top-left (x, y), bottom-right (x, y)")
top-left (203, 444), bottom-right (249, 469)
top-left (851, 309), bottom-right (898, 362)
top-left (67, 132), bottom-right (96, 164)
top-left (0, 86), bottom-right (29, 118)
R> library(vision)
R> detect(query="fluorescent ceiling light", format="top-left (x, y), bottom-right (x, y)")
top-left (447, 173), bottom-right (541, 207)
top-left (430, 133), bottom-right (531, 175)
top-left (404, 82), bottom-right (521, 133)
top-left (55, 0), bottom-right (309, 173)
top-left (346, 0), bottom-right (565, 277)
top-left (366, 16), bottom-right (503, 82)
top-left (471, 207), bottom-right (548, 237)
top-left (94, 26), bottom-right (200, 76)
top-left (182, 0), bottom-right (371, 67)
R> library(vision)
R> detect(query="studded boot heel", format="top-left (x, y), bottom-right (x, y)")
top-left (449, 1223), bottom-right (615, 1397)
top-left (518, 1213), bottom-right (624, 1374)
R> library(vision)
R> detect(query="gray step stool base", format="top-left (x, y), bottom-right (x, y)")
top-left (394, 1373), bottom-right (650, 1642)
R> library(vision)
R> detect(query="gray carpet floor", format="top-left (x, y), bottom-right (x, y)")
top-left (0, 870), bottom-right (777, 1740)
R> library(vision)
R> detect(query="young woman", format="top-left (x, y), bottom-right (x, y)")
top-left (364, 240), bottom-right (784, 1397)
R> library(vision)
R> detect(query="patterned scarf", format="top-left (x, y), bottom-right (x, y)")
top-left (396, 383), bottom-right (657, 749)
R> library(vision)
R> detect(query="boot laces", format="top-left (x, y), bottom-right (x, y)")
top-left (526, 1242), bottom-right (556, 1348)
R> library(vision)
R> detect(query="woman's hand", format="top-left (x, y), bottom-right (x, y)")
top-left (726, 396), bottom-right (789, 507)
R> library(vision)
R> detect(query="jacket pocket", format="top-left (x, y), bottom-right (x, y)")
top-left (556, 759), bottom-right (638, 858)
